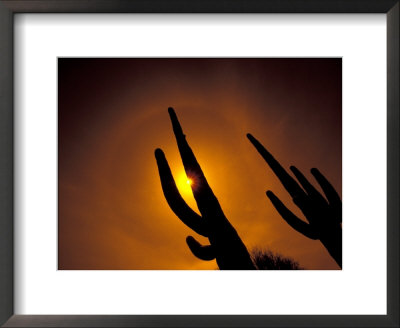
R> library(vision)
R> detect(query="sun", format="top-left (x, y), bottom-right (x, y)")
top-left (176, 171), bottom-right (194, 197)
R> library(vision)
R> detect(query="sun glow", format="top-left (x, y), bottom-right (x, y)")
top-left (176, 172), bottom-right (194, 197)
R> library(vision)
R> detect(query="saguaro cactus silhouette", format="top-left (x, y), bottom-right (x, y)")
top-left (247, 133), bottom-right (342, 268)
top-left (155, 108), bottom-right (255, 270)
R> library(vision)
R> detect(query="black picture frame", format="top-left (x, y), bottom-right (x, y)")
top-left (0, 1), bottom-right (398, 327)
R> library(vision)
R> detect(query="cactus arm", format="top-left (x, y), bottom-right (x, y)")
top-left (155, 148), bottom-right (208, 237)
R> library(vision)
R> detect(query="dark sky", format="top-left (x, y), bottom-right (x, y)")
top-left (58, 58), bottom-right (341, 270)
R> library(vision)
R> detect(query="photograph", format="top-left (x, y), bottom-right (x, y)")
top-left (58, 58), bottom-right (342, 270)
top-left (1, 1), bottom-right (397, 325)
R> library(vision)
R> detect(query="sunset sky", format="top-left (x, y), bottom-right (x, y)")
top-left (58, 58), bottom-right (341, 270)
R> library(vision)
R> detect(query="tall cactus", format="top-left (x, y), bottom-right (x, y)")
top-left (247, 133), bottom-right (342, 268)
top-left (155, 108), bottom-right (256, 270)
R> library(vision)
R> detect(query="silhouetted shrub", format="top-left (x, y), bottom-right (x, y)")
top-left (251, 248), bottom-right (303, 270)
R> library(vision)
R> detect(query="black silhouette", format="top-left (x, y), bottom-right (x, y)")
top-left (251, 248), bottom-right (303, 270)
top-left (155, 108), bottom-right (256, 270)
top-left (247, 133), bottom-right (342, 268)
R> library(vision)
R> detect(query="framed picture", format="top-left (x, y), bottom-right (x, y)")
top-left (0, 1), bottom-right (398, 327)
